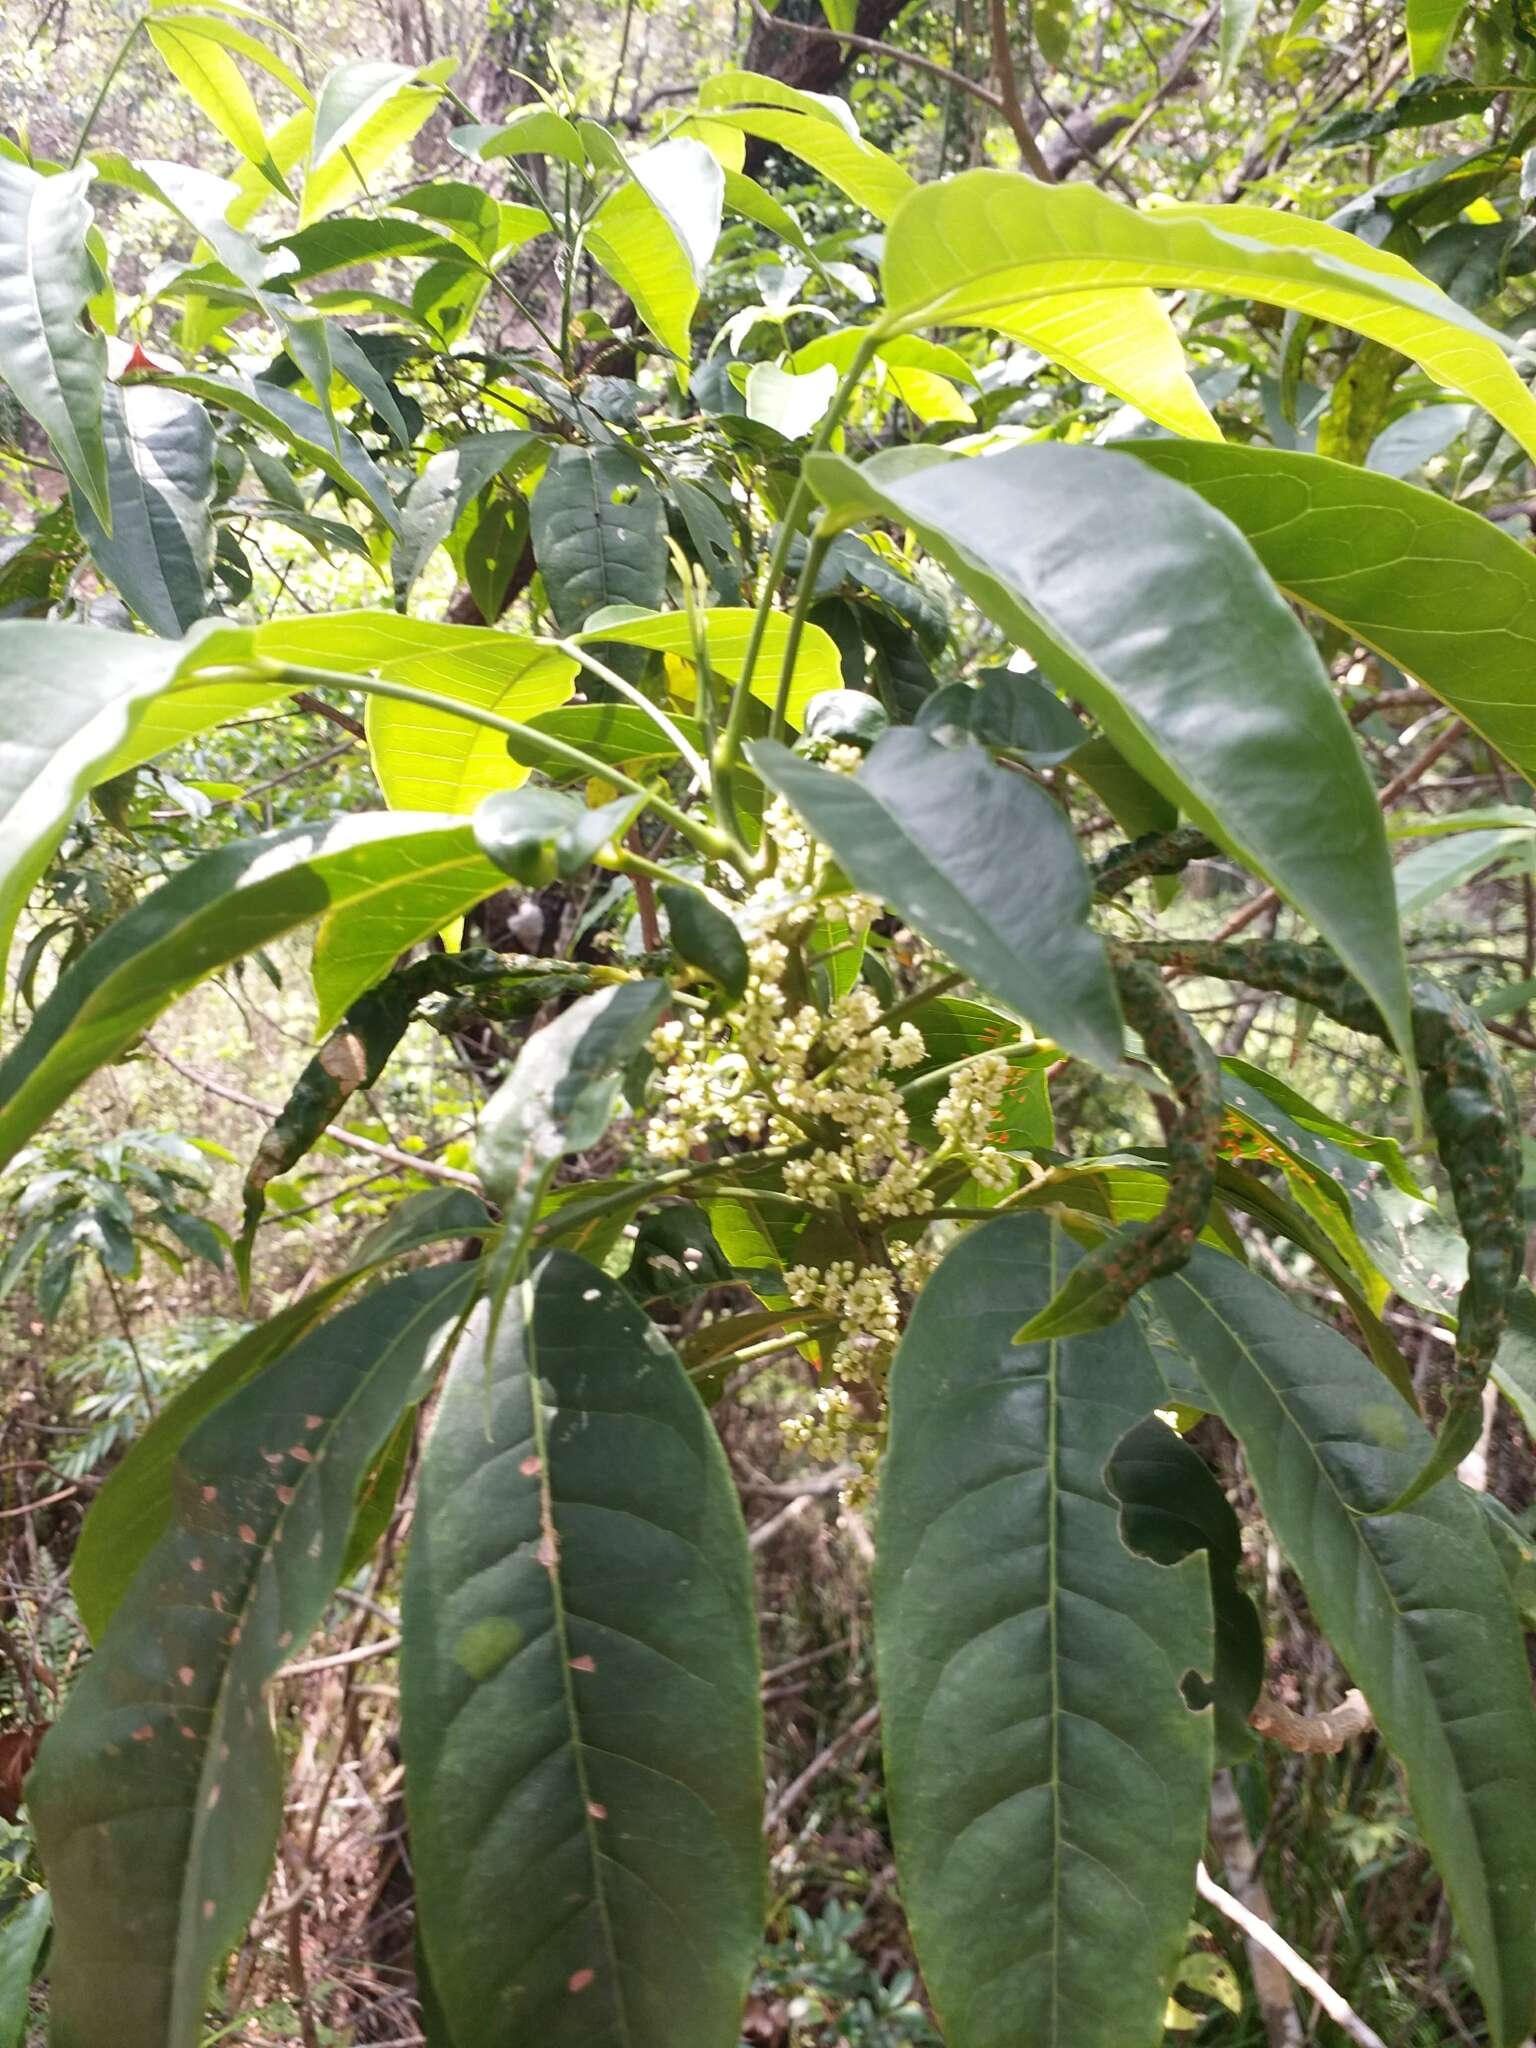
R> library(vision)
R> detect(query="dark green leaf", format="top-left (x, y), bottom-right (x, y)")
top-left (394, 431), bottom-right (536, 606)
top-left (473, 786), bottom-right (642, 884)
top-left (806, 445), bottom-right (1414, 1073)
top-left (875, 1212), bottom-right (1214, 2048)
top-left (660, 886), bottom-right (749, 1001)
top-left (530, 445), bottom-right (667, 634)
top-left (1155, 1249), bottom-right (1536, 2047)
top-left (1106, 1417), bottom-right (1264, 1762)
top-left (0, 161), bottom-right (109, 524)
top-left (74, 386), bottom-right (215, 637)
top-left (402, 1253), bottom-right (763, 2048)
top-left (30, 1265), bottom-right (475, 2048)
top-left (752, 727), bottom-right (1126, 1072)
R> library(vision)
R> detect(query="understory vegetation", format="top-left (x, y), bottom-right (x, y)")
top-left (3, 0), bottom-right (1536, 2043)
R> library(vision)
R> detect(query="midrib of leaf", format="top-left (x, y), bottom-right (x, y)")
top-left (1159, 1269), bottom-right (1498, 1952)
top-left (170, 1279), bottom-right (458, 2038)
top-left (522, 1293), bottom-right (634, 2048)
top-left (1046, 1226), bottom-right (1063, 2046)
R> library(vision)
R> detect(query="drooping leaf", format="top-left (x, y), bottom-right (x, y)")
top-left (875, 1212), bottom-right (1214, 2048)
top-left (878, 170), bottom-right (1536, 458)
top-left (402, 1254), bottom-right (763, 2047)
top-left (30, 1265), bottom-right (474, 2048)
top-left (0, 813), bottom-right (499, 1171)
top-left (153, 369), bottom-right (399, 530)
top-left (72, 1187), bottom-right (490, 1641)
top-left (530, 445), bottom-right (667, 633)
top-left (806, 445), bottom-right (1415, 1073)
top-left (392, 430), bottom-right (536, 605)
top-left (0, 1892), bottom-right (50, 2048)
top-left (0, 621), bottom-right (245, 986)
top-left (0, 160), bottom-right (109, 524)
top-left (1126, 442), bottom-right (1536, 785)
top-left (1156, 1249), bottom-right (1536, 2047)
top-left (587, 138), bottom-right (724, 373)
top-left (146, 17), bottom-right (288, 196)
top-left (73, 385), bottom-right (216, 637)
top-left (476, 980), bottom-right (669, 1326)
top-left (753, 727), bottom-right (1124, 1071)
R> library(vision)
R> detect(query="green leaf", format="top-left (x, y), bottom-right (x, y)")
top-left (154, 369), bottom-right (399, 530)
top-left (752, 727), bottom-right (1125, 1072)
top-left (579, 604), bottom-right (841, 729)
top-left (300, 59), bottom-right (453, 225)
top-left (875, 1213), bottom-right (1214, 2048)
top-left (474, 785), bottom-right (641, 884)
top-left (1218, 0), bottom-right (1261, 84)
top-left (309, 843), bottom-right (507, 1032)
top-left (744, 360), bottom-right (838, 438)
top-left (402, 1253), bottom-right (763, 2048)
top-left (1126, 442), bottom-right (1536, 785)
top-left (661, 886), bottom-right (749, 1001)
top-left (1494, 1284), bottom-right (1536, 1440)
top-left (476, 980), bottom-right (669, 1321)
top-left (1105, 1417), bottom-right (1264, 1763)
top-left (30, 1265), bottom-right (474, 2048)
top-left (587, 138), bottom-right (724, 373)
top-left (1155, 1249), bottom-right (1536, 2046)
top-left (1394, 826), bottom-right (1535, 920)
top-left (818, 0), bottom-right (858, 28)
top-left (806, 445), bottom-right (1415, 1074)
top-left (449, 105), bottom-right (585, 165)
top-left (393, 429), bottom-right (537, 605)
top-left (362, 632), bottom-right (578, 813)
top-left (699, 105), bottom-right (914, 224)
top-left (0, 1892), bottom-right (49, 2048)
top-left (72, 1187), bottom-right (490, 1641)
top-left (902, 994), bottom-right (1054, 1151)
top-left (0, 812), bottom-right (498, 1171)
top-left (879, 170), bottom-right (1536, 458)
top-left (0, 160), bottom-right (109, 524)
top-left (73, 385), bottom-right (215, 636)
top-left (530, 445), bottom-right (667, 634)
top-left (147, 18), bottom-right (288, 197)
top-left (1408, 0), bottom-right (1469, 73)
top-left (506, 702), bottom-right (705, 779)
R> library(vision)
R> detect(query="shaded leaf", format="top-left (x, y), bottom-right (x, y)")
top-left (875, 1212), bottom-right (1214, 2048)
top-left (1156, 1249), bottom-right (1536, 2047)
top-left (30, 1266), bottom-right (474, 2048)
top-left (530, 445), bottom-right (667, 633)
top-left (402, 1254), bottom-right (763, 2048)
top-left (74, 385), bottom-right (215, 637)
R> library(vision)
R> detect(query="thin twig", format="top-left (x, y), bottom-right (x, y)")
top-left (144, 1043), bottom-right (481, 1192)
top-left (765, 1703), bottom-right (881, 1830)
top-left (278, 1634), bottom-right (402, 1681)
top-left (988, 0), bottom-right (1054, 178)
top-left (1196, 1863), bottom-right (1390, 2048)
top-left (745, 0), bottom-right (1004, 113)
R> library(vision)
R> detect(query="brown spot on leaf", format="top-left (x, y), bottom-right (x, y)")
top-left (289, 1446), bottom-right (313, 1463)
top-left (201, 1486), bottom-right (218, 1504)
top-left (189, 1557), bottom-right (205, 1574)
top-left (304, 1415), bottom-right (323, 1431)
top-left (318, 1029), bottom-right (369, 1090)
top-left (276, 1486), bottom-right (295, 1506)
top-left (520, 1456), bottom-right (542, 1477)
top-left (132, 1725), bottom-right (155, 1743)
top-left (178, 1666), bottom-right (195, 1688)
top-left (203, 1900), bottom-right (216, 1922)
top-left (238, 1525), bottom-right (257, 1546)
top-left (536, 1531), bottom-right (559, 1571)
top-left (587, 1801), bottom-right (607, 1821)
top-left (569, 1654), bottom-right (596, 1674)
top-left (206, 1785), bottom-right (221, 1811)
top-left (568, 1969), bottom-right (595, 1995)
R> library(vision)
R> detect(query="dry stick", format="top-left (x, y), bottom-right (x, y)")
top-left (290, 691), bottom-right (366, 741)
top-left (987, 0), bottom-right (1055, 179)
top-left (1249, 1686), bottom-right (1372, 1756)
top-left (145, 1042), bottom-right (481, 1192)
top-left (1198, 716), bottom-right (1471, 948)
top-left (744, 0), bottom-right (1006, 116)
top-left (1209, 1767), bottom-right (1303, 2048)
top-left (765, 1702), bottom-right (881, 1831)
top-left (1196, 1863), bottom-right (1390, 2048)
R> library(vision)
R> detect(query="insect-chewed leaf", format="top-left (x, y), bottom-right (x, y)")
top-left (401, 1253), bottom-right (763, 2048)
top-left (874, 1212), bottom-right (1215, 2048)
top-left (1155, 1248), bottom-right (1536, 2048)
top-left (29, 1264), bottom-right (475, 2048)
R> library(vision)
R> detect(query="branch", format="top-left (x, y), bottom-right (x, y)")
top-left (765, 1702), bottom-right (881, 1830)
top-left (1249, 1686), bottom-right (1373, 1756)
top-left (987, 0), bottom-right (1054, 179)
top-left (1196, 1863), bottom-right (1390, 2048)
top-left (291, 691), bottom-right (366, 741)
top-left (745, 0), bottom-right (1005, 115)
